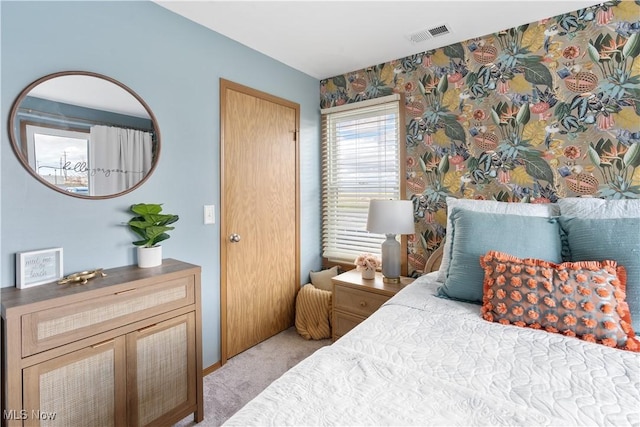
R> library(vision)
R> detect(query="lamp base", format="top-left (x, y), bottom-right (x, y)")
top-left (381, 233), bottom-right (402, 282)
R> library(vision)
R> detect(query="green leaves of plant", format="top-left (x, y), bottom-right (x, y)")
top-left (128, 203), bottom-right (179, 248)
top-left (131, 203), bottom-right (162, 216)
top-left (129, 214), bottom-right (178, 228)
top-left (131, 226), bottom-right (172, 247)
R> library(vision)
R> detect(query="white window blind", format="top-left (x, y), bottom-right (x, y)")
top-left (321, 95), bottom-right (402, 264)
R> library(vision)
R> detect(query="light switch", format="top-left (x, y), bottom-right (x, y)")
top-left (204, 205), bottom-right (215, 224)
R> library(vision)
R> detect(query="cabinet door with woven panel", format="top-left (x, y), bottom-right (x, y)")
top-left (126, 312), bottom-right (197, 427)
top-left (22, 336), bottom-right (127, 427)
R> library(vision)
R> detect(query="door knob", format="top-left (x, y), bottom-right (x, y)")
top-left (229, 233), bottom-right (241, 243)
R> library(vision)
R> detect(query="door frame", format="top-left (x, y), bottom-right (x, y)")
top-left (219, 79), bottom-right (300, 365)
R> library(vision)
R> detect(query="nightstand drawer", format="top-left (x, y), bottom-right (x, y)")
top-left (333, 310), bottom-right (365, 338)
top-left (334, 285), bottom-right (390, 318)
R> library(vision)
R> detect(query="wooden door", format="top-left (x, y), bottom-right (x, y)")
top-left (220, 79), bottom-right (299, 362)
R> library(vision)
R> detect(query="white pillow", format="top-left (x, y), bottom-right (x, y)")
top-left (558, 197), bottom-right (640, 218)
top-left (436, 197), bottom-right (560, 283)
top-left (309, 266), bottom-right (339, 291)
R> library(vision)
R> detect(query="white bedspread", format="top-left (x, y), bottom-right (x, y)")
top-left (225, 273), bottom-right (640, 426)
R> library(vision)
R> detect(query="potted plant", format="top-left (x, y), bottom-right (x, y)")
top-left (127, 203), bottom-right (179, 268)
top-left (354, 253), bottom-right (381, 280)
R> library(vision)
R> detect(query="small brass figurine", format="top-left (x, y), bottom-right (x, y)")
top-left (58, 269), bottom-right (107, 285)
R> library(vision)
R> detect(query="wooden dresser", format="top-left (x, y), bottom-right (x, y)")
top-left (1, 259), bottom-right (203, 427)
top-left (331, 269), bottom-right (414, 341)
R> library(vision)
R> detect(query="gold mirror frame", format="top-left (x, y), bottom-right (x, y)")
top-left (8, 71), bottom-right (161, 199)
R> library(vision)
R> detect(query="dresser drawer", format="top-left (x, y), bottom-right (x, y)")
top-left (21, 276), bottom-right (195, 357)
top-left (333, 285), bottom-right (390, 318)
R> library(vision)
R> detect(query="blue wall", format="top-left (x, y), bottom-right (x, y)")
top-left (0, 1), bottom-right (322, 368)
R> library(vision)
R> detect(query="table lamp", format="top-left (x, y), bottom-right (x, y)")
top-left (366, 199), bottom-right (415, 283)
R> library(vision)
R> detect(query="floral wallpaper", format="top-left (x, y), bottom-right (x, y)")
top-left (320, 1), bottom-right (640, 276)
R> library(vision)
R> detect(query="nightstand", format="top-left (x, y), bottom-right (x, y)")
top-left (331, 269), bottom-right (414, 341)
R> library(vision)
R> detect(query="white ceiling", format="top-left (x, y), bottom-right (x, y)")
top-left (154, 0), bottom-right (602, 80)
top-left (30, 75), bottom-right (150, 118)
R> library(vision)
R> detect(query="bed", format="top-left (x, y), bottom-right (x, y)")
top-left (224, 198), bottom-right (640, 426)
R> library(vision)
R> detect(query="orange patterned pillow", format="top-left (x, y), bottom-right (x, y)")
top-left (479, 250), bottom-right (640, 352)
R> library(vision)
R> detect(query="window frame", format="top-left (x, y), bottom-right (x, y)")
top-left (320, 94), bottom-right (408, 274)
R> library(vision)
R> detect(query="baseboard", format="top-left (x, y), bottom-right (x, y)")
top-left (203, 361), bottom-right (222, 376)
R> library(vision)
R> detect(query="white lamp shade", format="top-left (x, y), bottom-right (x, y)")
top-left (366, 200), bottom-right (414, 235)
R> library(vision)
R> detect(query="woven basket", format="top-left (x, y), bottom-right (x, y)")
top-left (564, 72), bottom-right (598, 93)
top-left (473, 46), bottom-right (498, 64)
top-left (565, 173), bottom-right (599, 195)
top-left (473, 133), bottom-right (499, 151)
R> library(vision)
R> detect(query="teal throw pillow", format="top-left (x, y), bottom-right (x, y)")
top-left (559, 216), bottom-right (640, 334)
top-left (437, 209), bottom-right (563, 303)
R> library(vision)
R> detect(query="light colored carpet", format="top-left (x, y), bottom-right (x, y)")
top-left (175, 327), bottom-right (331, 426)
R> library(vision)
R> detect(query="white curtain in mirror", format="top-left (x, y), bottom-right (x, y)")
top-left (89, 125), bottom-right (152, 195)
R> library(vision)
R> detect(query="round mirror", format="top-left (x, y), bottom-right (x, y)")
top-left (8, 71), bottom-right (160, 199)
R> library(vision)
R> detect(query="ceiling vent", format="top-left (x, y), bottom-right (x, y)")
top-left (408, 24), bottom-right (451, 43)
top-left (428, 24), bottom-right (450, 37)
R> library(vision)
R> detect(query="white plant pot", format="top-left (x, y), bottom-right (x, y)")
top-left (361, 267), bottom-right (375, 280)
top-left (137, 246), bottom-right (162, 268)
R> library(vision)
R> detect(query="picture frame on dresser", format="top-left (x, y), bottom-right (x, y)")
top-left (15, 247), bottom-right (63, 289)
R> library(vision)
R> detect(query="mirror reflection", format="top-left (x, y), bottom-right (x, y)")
top-left (9, 71), bottom-right (160, 198)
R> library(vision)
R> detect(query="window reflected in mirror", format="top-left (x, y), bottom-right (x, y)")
top-left (29, 125), bottom-right (89, 194)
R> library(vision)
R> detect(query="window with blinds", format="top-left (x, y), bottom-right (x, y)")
top-left (321, 94), bottom-right (403, 264)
